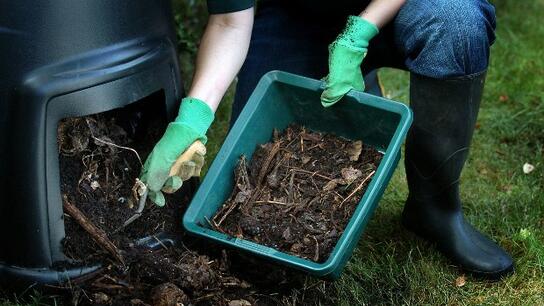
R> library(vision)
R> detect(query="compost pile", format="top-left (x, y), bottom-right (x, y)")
top-left (58, 108), bottom-right (330, 306)
top-left (56, 106), bottom-right (381, 305)
top-left (213, 125), bottom-right (382, 262)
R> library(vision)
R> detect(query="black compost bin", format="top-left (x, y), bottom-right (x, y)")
top-left (0, 0), bottom-right (183, 285)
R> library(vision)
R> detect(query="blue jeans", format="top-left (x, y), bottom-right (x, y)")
top-left (231, 0), bottom-right (496, 123)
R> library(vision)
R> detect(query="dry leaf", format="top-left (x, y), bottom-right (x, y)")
top-left (523, 163), bottom-right (535, 174)
top-left (130, 299), bottom-right (149, 306)
top-left (229, 299), bottom-right (251, 306)
top-left (151, 282), bottom-right (188, 306)
top-left (347, 140), bottom-right (363, 161)
top-left (234, 189), bottom-right (252, 203)
top-left (301, 132), bottom-right (322, 142)
top-left (455, 275), bottom-right (466, 287)
top-left (282, 227), bottom-right (292, 240)
top-left (92, 292), bottom-right (110, 304)
top-left (323, 180), bottom-right (338, 191)
top-left (290, 243), bottom-right (303, 253)
top-left (266, 172), bottom-right (279, 188)
top-left (133, 178), bottom-right (147, 197)
top-left (341, 167), bottom-right (362, 184)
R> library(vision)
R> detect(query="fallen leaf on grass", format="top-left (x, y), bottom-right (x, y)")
top-left (523, 163), bottom-right (535, 174)
top-left (501, 184), bottom-right (513, 193)
top-left (455, 275), bottom-right (466, 287)
top-left (499, 95), bottom-right (509, 102)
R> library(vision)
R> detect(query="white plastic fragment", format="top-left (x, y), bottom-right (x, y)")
top-left (90, 180), bottom-right (100, 190)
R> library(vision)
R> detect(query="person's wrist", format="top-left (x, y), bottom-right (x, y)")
top-left (338, 16), bottom-right (379, 49)
top-left (174, 97), bottom-right (215, 136)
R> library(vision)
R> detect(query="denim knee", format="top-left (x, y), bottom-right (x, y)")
top-left (394, 0), bottom-right (496, 78)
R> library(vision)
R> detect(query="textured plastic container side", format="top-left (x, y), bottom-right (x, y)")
top-left (183, 71), bottom-right (412, 277)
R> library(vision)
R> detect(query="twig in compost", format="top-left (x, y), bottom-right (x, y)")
top-left (85, 118), bottom-right (143, 167)
top-left (215, 202), bottom-right (238, 227)
top-left (305, 143), bottom-right (322, 151)
top-left (287, 171), bottom-right (295, 204)
top-left (214, 156), bottom-right (253, 226)
top-left (256, 141), bottom-right (282, 187)
top-left (62, 195), bottom-right (125, 265)
top-left (89, 135), bottom-right (143, 167)
top-left (254, 200), bottom-right (290, 206)
top-left (284, 166), bottom-right (334, 181)
top-left (204, 216), bottom-right (214, 227)
top-left (339, 170), bottom-right (376, 207)
top-left (312, 236), bottom-right (320, 262)
top-left (120, 189), bottom-right (147, 225)
top-left (206, 216), bottom-right (225, 234)
top-left (92, 274), bottom-right (133, 290)
top-left (152, 235), bottom-right (169, 250)
top-left (240, 141), bottom-right (282, 214)
top-left (193, 293), bottom-right (221, 303)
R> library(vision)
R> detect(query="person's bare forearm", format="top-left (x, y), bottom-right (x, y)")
top-left (188, 8), bottom-right (254, 112)
top-left (359, 0), bottom-right (405, 28)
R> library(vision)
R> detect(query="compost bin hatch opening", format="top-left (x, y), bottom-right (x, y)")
top-left (58, 91), bottom-right (171, 263)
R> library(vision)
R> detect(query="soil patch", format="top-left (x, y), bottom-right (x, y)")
top-left (56, 99), bottom-right (329, 306)
top-left (213, 125), bottom-right (382, 262)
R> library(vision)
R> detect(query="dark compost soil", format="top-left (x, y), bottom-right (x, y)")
top-left (213, 126), bottom-right (382, 263)
top-left (57, 98), bottom-right (382, 306)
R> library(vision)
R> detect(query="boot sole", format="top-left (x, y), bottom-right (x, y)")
top-left (401, 213), bottom-right (515, 281)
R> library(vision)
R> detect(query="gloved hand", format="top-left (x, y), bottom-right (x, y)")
top-left (321, 16), bottom-right (379, 107)
top-left (140, 97), bottom-right (214, 206)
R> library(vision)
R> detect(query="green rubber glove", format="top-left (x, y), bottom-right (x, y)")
top-left (321, 16), bottom-right (379, 107)
top-left (140, 97), bottom-right (214, 206)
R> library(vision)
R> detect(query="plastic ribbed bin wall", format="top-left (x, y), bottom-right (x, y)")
top-left (0, 0), bottom-right (182, 286)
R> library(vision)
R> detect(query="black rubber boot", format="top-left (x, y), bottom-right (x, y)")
top-left (402, 71), bottom-right (514, 279)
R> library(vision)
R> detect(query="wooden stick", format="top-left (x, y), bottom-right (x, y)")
top-left (214, 157), bottom-right (252, 226)
top-left (283, 166), bottom-right (334, 181)
top-left (256, 141), bottom-right (281, 187)
top-left (312, 236), bottom-right (320, 262)
top-left (254, 200), bottom-right (290, 206)
top-left (339, 170), bottom-right (376, 207)
top-left (240, 141), bottom-right (281, 214)
top-left (287, 171), bottom-right (295, 204)
top-left (63, 196), bottom-right (125, 265)
top-left (215, 200), bottom-right (240, 227)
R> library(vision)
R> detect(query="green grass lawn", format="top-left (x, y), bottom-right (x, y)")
top-left (2, 0), bottom-right (542, 305)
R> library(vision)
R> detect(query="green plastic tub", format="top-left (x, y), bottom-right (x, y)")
top-left (183, 71), bottom-right (412, 278)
